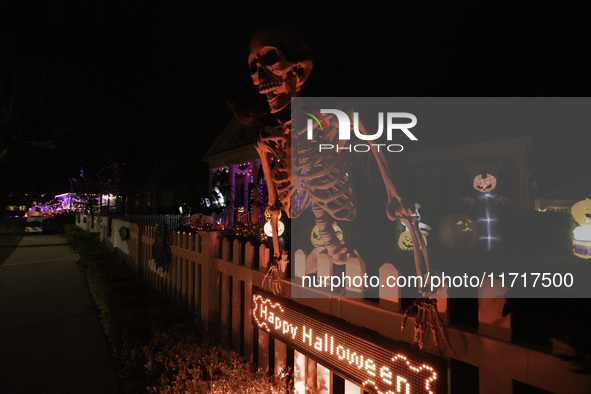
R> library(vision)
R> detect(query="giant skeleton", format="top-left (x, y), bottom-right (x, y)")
top-left (245, 25), bottom-right (450, 352)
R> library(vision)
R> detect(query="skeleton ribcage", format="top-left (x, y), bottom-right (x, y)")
top-left (256, 120), bottom-right (357, 221)
top-left (255, 125), bottom-right (293, 216)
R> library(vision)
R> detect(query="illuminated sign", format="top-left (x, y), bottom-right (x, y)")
top-left (253, 293), bottom-right (441, 393)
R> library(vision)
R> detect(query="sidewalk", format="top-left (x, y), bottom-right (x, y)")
top-left (0, 234), bottom-right (119, 393)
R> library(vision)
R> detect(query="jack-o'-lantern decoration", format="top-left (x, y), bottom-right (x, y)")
top-left (398, 230), bottom-right (428, 251)
top-left (311, 223), bottom-right (343, 248)
top-left (473, 173), bottom-right (497, 193)
top-left (437, 213), bottom-right (479, 250)
top-left (264, 220), bottom-right (285, 237)
top-left (263, 208), bottom-right (285, 237)
top-left (264, 209), bottom-right (282, 222)
top-left (571, 198), bottom-right (591, 259)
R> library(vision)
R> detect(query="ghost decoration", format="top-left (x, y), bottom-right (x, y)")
top-left (437, 213), bottom-right (479, 250)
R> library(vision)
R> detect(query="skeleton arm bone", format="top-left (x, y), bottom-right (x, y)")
top-left (255, 134), bottom-right (283, 259)
top-left (354, 116), bottom-right (414, 221)
top-left (355, 116), bottom-right (432, 290)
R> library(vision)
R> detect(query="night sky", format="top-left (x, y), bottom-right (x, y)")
top-left (2, 2), bottom-right (590, 203)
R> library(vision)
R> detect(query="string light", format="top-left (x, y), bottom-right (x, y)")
top-left (231, 221), bottom-right (267, 243)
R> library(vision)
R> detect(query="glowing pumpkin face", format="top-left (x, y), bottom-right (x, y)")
top-left (264, 209), bottom-right (282, 222)
top-left (397, 231), bottom-right (428, 251)
top-left (311, 224), bottom-right (343, 248)
top-left (264, 221), bottom-right (285, 237)
top-left (473, 173), bottom-right (497, 193)
top-left (437, 213), bottom-right (479, 250)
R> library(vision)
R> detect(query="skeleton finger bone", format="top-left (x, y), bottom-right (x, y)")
top-left (428, 302), bottom-right (440, 349)
top-left (399, 217), bottom-right (432, 295)
top-left (433, 304), bottom-right (453, 353)
top-left (414, 303), bottom-right (423, 347)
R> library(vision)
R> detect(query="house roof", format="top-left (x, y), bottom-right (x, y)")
top-left (201, 117), bottom-right (259, 165)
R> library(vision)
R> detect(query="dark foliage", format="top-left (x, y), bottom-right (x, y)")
top-left (499, 210), bottom-right (575, 255)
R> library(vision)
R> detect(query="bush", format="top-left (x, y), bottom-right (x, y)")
top-left (144, 328), bottom-right (289, 393)
top-left (499, 210), bottom-right (575, 255)
top-left (65, 224), bottom-right (288, 393)
top-left (41, 212), bottom-right (75, 234)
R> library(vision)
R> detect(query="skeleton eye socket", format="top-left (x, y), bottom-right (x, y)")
top-left (249, 61), bottom-right (257, 75)
top-left (261, 49), bottom-right (278, 66)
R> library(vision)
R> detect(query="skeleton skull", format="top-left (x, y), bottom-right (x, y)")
top-left (249, 26), bottom-right (313, 113)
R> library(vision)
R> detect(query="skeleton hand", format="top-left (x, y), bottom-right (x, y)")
top-left (263, 264), bottom-right (282, 295)
top-left (386, 197), bottom-right (417, 222)
top-left (284, 70), bottom-right (297, 98)
top-left (401, 298), bottom-right (453, 353)
top-left (265, 203), bottom-right (283, 219)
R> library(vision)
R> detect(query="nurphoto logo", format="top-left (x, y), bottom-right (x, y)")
top-left (304, 108), bottom-right (418, 152)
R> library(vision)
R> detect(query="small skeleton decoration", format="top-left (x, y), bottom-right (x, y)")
top-left (244, 25), bottom-right (450, 352)
top-left (461, 168), bottom-right (511, 251)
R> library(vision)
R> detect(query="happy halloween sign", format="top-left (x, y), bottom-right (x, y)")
top-left (253, 293), bottom-right (440, 393)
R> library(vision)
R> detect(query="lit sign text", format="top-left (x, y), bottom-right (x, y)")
top-left (253, 294), bottom-right (438, 393)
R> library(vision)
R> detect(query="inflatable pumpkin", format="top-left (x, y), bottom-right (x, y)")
top-left (473, 173), bottom-right (497, 193)
top-left (437, 213), bottom-right (479, 250)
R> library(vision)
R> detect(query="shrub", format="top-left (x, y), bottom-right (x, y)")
top-left (40, 212), bottom-right (74, 233)
top-left (65, 224), bottom-right (288, 393)
top-left (144, 328), bottom-right (290, 393)
top-left (498, 210), bottom-right (575, 255)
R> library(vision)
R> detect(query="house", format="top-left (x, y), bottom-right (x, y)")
top-left (534, 176), bottom-right (591, 213)
top-left (202, 117), bottom-right (267, 227)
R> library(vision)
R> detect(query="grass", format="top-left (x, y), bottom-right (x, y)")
top-left (0, 219), bottom-right (25, 265)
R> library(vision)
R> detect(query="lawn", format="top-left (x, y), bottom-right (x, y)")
top-left (0, 219), bottom-right (24, 265)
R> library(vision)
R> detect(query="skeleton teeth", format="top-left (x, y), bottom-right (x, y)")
top-left (259, 81), bottom-right (282, 94)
